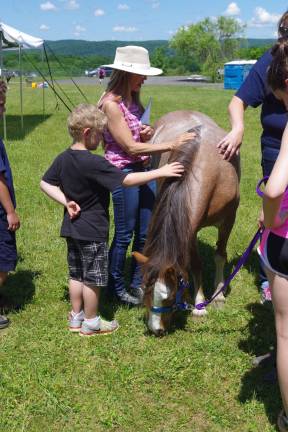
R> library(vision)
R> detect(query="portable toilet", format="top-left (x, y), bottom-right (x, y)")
top-left (224, 60), bottom-right (257, 90)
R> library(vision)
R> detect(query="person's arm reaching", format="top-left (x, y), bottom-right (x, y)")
top-left (103, 101), bottom-right (194, 156)
top-left (0, 173), bottom-right (20, 231)
top-left (123, 162), bottom-right (184, 187)
top-left (263, 122), bottom-right (288, 228)
top-left (217, 96), bottom-right (247, 160)
top-left (40, 181), bottom-right (81, 219)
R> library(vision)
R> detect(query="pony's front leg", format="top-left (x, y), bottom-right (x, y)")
top-left (190, 250), bottom-right (207, 317)
top-left (193, 278), bottom-right (208, 317)
top-left (212, 253), bottom-right (226, 308)
top-left (212, 216), bottom-right (236, 308)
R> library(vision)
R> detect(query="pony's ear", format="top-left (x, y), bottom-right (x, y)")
top-left (132, 251), bottom-right (148, 264)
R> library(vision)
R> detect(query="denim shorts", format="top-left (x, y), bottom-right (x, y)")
top-left (259, 231), bottom-right (288, 278)
top-left (66, 238), bottom-right (108, 286)
top-left (0, 216), bottom-right (17, 272)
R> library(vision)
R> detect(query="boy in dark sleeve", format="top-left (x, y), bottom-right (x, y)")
top-left (40, 103), bottom-right (185, 336)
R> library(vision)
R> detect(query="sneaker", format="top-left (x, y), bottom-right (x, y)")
top-left (0, 314), bottom-right (9, 329)
top-left (117, 290), bottom-right (141, 306)
top-left (278, 410), bottom-right (288, 432)
top-left (79, 318), bottom-right (119, 337)
top-left (68, 310), bottom-right (84, 332)
top-left (130, 287), bottom-right (144, 302)
top-left (260, 281), bottom-right (272, 304)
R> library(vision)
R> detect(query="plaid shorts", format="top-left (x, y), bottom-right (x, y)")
top-left (66, 238), bottom-right (108, 286)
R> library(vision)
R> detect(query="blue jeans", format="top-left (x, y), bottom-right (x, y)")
top-left (109, 164), bottom-right (156, 296)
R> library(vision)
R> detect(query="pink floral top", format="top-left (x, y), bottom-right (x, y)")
top-left (99, 95), bottom-right (149, 169)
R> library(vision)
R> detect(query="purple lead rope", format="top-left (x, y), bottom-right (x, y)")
top-left (195, 228), bottom-right (262, 310)
top-left (194, 176), bottom-right (267, 310)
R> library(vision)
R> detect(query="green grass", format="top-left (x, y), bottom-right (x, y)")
top-left (0, 83), bottom-right (279, 431)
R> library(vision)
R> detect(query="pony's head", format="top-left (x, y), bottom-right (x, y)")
top-left (133, 252), bottom-right (186, 336)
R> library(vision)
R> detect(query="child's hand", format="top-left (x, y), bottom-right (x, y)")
top-left (67, 201), bottom-right (81, 219)
top-left (140, 124), bottom-right (154, 142)
top-left (7, 211), bottom-right (20, 231)
top-left (159, 162), bottom-right (185, 178)
top-left (170, 132), bottom-right (196, 150)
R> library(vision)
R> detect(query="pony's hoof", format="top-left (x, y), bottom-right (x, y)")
top-left (212, 298), bottom-right (225, 310)
top-left (192, 307), bottom-right (207, 317)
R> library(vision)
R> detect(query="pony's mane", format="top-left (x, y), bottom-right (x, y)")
top-left (143, 130), bottom-right (201, 289)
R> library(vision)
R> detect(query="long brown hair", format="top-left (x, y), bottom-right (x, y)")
top-left (267, 38), bottom-right (288, 90)
top-left (99, 69), bottom-right (143, 111)
top-left (142, 133), bottom-right (200, 291)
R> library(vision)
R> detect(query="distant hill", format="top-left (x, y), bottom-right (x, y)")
top-left (240, 38), bottom-right (276, 48)
top-left (45, 40), bottom-right (169, 58)
top-left (44, 38), bottom-right (275, 58)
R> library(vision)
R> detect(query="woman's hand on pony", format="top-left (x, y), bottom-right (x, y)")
top-left (170, 132), bottom-right (196, 151)
top-left (140, 124), bottom-right (154, 142)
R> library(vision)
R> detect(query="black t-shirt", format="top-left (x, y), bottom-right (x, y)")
top-left (42, 149), bottom-right (127, 241)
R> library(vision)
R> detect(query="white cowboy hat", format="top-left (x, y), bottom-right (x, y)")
top-left (102, 45), bottom-right (163, 76)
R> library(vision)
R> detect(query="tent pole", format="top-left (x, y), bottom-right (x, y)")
top-left (42, 45), bottom-right (45, 119)
top-left (19, 45), bottom-right (24, 132)
top-left (0, 31), bottom-right (7, 141)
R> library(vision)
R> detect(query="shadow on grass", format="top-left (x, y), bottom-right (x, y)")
top-left (237, 301), bottom-right (278, 427)
top-left (0, 269), bottom-right (39, 312)
top-left (198, 240), bottom-right (260, 299)
top-left (2, 114), bottom-right (52, 141)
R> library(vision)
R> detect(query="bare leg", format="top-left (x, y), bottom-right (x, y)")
top-left (69, 279), bottom-right (83, 314)
top-left (83, 284), bottom-right (100, 319)
top-left (267, 268), bottom-right (288, 416)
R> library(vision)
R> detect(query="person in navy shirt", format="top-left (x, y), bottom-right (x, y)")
top-left (217, 10), bottom-right (288, 303)
top-left (0, 80), bottom-right (20, 329)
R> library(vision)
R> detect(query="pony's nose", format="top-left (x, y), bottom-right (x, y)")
top-left (154, 328), bottom-right (167, 337)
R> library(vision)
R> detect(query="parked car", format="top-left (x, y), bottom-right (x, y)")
top-left (85, 66), bottom-right (114, 78)
top-left (186, 74), bottom-right (211, 82)
top-left (85, 68), bottom-right (98, 77)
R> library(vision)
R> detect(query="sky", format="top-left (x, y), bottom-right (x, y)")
top-left (1, 0), bottom-right (288, 42)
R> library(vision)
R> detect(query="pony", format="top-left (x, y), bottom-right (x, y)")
top-left (134, 111), bottom-right (240, 336)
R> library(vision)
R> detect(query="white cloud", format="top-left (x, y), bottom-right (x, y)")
top-left (65, 0), bottom-right (79, 10)
top-left (94, 8), bottom-right (105, 16)
top-left (40, 1), bottom-right (57, 11)
top-left (75, 24), bottom-right (86, 32)
top-left (113, 25), bottom-right (138, 32)
top-left (224, 2), bottom-right (240, 16)
top-left (40, 24), bottom-right (50, 30)
top-left (152, 2), bottom-right (160, 8)
top-left (74, 24), bottom-right (86, 36)
top-left (118, 4), bottom-right (130, 10)
top-left (250, 7), bottom-right (281, 27)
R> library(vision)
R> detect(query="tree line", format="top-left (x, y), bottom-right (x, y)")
top-left (2, 17), bottom-right (273, 80)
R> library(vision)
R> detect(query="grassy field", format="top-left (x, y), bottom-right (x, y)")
top-left (0, 82), bottom-right (279, 431)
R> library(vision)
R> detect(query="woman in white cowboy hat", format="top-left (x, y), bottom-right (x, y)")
top-left (98, 45), bottom-right (192, 306)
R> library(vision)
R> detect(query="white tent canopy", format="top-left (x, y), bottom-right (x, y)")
top-left (0, 23), bottom-right (44, 139)
top-left (0, 22), bottom-right (43, 49)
